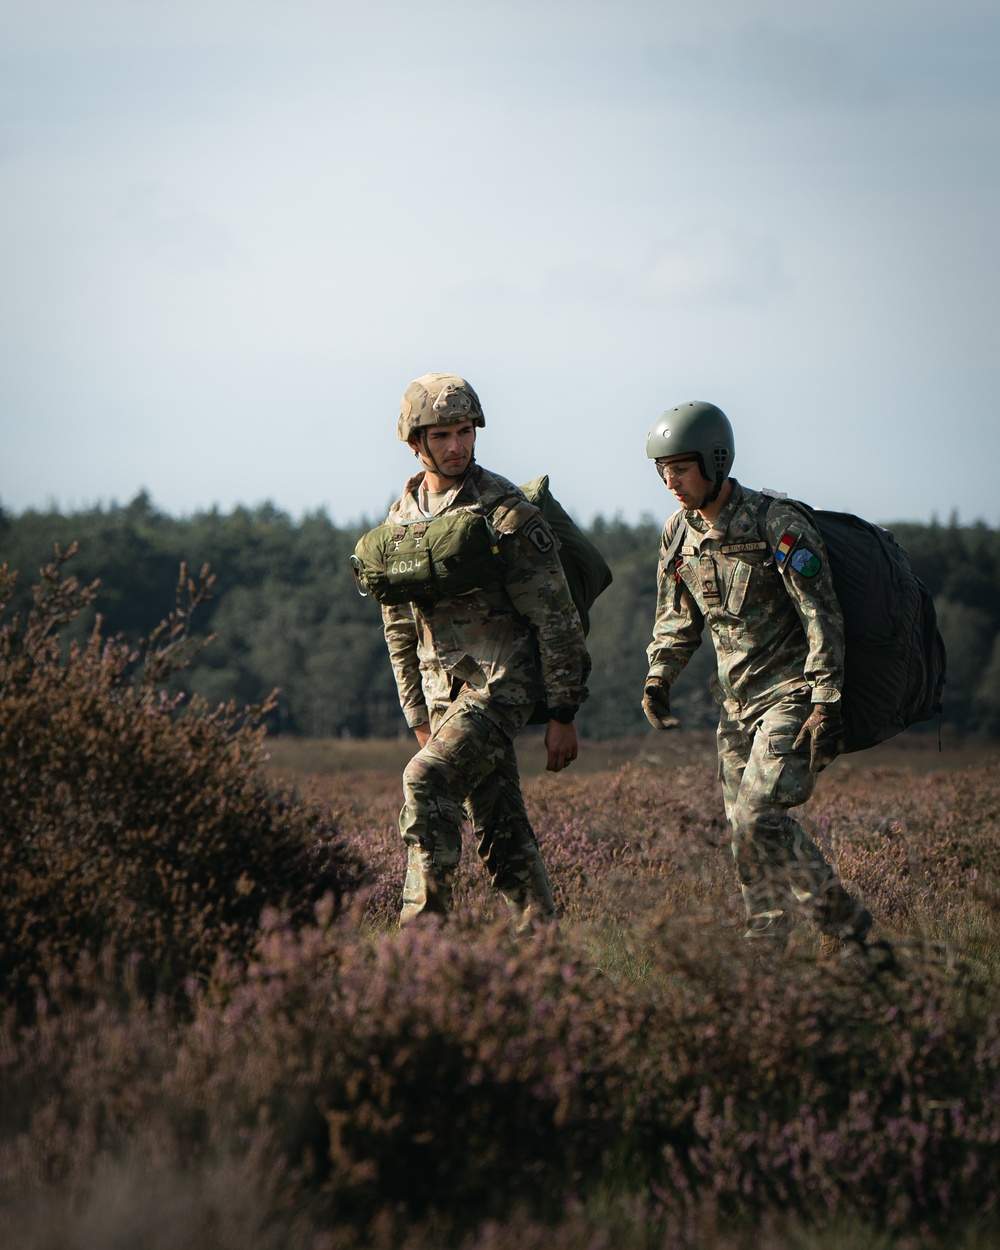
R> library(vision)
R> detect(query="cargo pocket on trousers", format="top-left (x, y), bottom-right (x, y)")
top-left (765, 732), bottom-right (813, 807)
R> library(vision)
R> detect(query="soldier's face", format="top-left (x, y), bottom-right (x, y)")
top-left (415, 421), bottom-right (476, 478)
top-left (655, 454), bottom-right (714, 510)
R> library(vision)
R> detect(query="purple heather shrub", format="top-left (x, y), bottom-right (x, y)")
top-left (0, 554), bottom-right (366, 1013)
top-left (174, 914), bottom-right (646, 1229)
top-left (0, 882), bottom-right (999, 1247)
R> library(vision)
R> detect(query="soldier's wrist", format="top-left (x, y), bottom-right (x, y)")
top-left (546, 705), bottom-right (577, 724)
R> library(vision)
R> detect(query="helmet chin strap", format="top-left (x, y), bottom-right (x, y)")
top-left (695, 454), bottom-right (724, 509)
top-left (702, 477), bottom-right (724, 507)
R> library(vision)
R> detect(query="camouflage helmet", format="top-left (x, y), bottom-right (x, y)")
top-left (645, 400), bottom-right (735, 484)
top-left (397, 373), bottom-right (485, 443)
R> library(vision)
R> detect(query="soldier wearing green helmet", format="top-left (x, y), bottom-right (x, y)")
top-left (377, 372), bottom-right (591, 931)
top-left (644, 400), bottom-right (734, 505)
top-left (643, 400), bottom-right (872, 958)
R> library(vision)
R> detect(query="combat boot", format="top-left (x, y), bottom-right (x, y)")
top-left (498, 858), bottom-right (557, 938)
top-left (399, 843), bottom-right (455, 926)
top-left (817, 932), bottom-right (876, 972)
top-left (740, 884), bottom-right (795, 961)
top-left (815, 880), bottom-right (872, 944)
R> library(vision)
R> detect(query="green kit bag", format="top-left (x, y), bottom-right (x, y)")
top-left (351, 510), bottom-right (503, 605)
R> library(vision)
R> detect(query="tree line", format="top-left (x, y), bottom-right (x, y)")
top-left (1, 491), bottom-right (997, 739)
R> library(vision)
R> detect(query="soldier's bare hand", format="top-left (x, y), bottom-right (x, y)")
top-left (793, 702), bottom-right (845, 773)
top-left (545, 720), bottom-right (578, 772)
top-left (642, 679), bottom-right (682, 731)
top-left (413, 723), bottom-right (432, 749)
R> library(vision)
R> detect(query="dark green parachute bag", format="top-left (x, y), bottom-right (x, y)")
top-left (520, 475), bottom-right (613, 726)
top-left (350, 511), bottom-right (503, 605)
top-left (519, 475), bottom-right (612, 636)
top-left (756, 499), bottom-right (946, 753)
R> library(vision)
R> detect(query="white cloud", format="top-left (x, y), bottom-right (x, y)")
top-left (641, 224), bottom-right (788, 303)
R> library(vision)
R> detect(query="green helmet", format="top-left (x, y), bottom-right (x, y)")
top-left (397, 373), bottom-right (485, 442)
top-left (645, 401), bottom-right (735, 485)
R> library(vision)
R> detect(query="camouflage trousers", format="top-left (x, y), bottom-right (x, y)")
top-left (398, 692), bottom-right (556, 933)
top-left (718, 696), bottom-right (842, 942)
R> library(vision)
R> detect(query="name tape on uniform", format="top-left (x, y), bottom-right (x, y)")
top-left (720, 541), bottom-right (769, 556)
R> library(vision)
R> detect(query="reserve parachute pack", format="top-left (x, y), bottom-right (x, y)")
top-left (351, 474), bottom-right (612, 634)
top-left (663, 497), bottom-right (946, 753)
top-left (350, 510), bottom-right (502, 606)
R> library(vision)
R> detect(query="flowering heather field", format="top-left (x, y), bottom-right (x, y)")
top-left (268, 731), bottom-right (1000, 960)
top-left (8, 742), bottom-right (998, 1249)
top-left (4, 554), bottom-right (1000, 1249)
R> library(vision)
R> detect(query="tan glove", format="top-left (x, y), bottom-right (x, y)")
top-left (642, 679), bottom-right (682, 731)
top-left (793, 702), bottom-right (845, 773)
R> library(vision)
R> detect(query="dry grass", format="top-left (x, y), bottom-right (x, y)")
top-left (264, 726), bottom-right (996, 781)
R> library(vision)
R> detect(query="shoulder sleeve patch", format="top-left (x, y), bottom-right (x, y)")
top-left (790, 545), bottom-right (822, 578)
top-left (523, 519), bottom-right (555, 553)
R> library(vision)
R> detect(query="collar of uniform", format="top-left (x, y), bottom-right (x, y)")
top-left (401, 470), bottom-right (425, 507)
top-left (453, 463), bottom-right (484, 506)
top-left (400, 464), bottom-right (481, 516)
top-left (683, 479), bottom-right (743, 540)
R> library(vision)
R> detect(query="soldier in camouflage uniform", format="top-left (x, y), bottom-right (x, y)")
top-left (642, 401), bottom-right (872, 952)
top-left (381, 373), bottom-right (590, 930)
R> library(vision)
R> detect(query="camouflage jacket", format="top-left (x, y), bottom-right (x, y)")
top-left (382, 464), bottom-right (591, 728)
top-left (646, 480), bottom-right (845, 722)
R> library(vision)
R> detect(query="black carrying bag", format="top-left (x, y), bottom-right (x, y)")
top-left (758, 500), bottom-right (946, 753)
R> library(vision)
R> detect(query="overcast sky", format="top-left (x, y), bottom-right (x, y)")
top-left (1, 0), bottom-right (997, 529)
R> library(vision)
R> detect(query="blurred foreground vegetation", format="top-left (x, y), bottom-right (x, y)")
top-left (2, 553), bottom-right (1000, 1249)
top-left (2, 491), bottom-right (999, 738)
